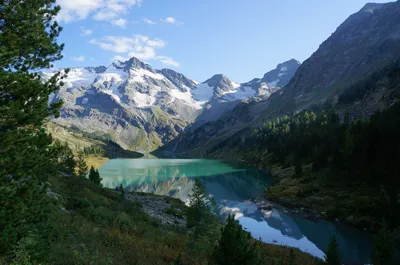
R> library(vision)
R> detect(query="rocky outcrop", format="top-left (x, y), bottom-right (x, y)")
top-left (124, 192), bottom-right (187, 227)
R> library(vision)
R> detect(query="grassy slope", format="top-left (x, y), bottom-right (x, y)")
top-left (47, 122), bottom-right (143, 168)
top-left (46, 173), bottom-right (321, 265)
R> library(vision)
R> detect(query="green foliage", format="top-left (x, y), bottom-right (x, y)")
top-left (372, 222), bottom-right (397, 265)
top-left (76, 151), bottom-right (88, 178)
top-left (325, 236), bottom-right (340, 265)
top-left (247, 99), bottom-right (400, 229)
top-left (186, 179), bottom-right (217, 244)
top-left (88, 166), bottom-right (102, 185)
top-left (0, 0), bottom-right (63, 71)
top-left (9, 232), bottom-right (40, 265)
top-left (211, 215), bottom-right (262, 265)
top-left (0, 0), bottom-right (67, 261)
top-left (83, 145), bottom-right (104, 156)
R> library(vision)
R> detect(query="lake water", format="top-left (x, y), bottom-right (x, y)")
top-left (99, 158), bottom-right (373, 264)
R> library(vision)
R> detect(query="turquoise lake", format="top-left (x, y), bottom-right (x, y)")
top-left (99, 158), bottom-right (373, 264)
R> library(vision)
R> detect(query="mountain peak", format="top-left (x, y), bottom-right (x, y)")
top-left (360, 2), bottom-right (384, 14)
top-left (111, 57), bottom-right (153, 72)
top-left (279, 59), bottom-right (301, 66)
top-left (159, 68), bottom-right (197, 91)
top-left (204, 74), bottom-right (231, 86)
top-left (261, 59), bottom-right (301, 87)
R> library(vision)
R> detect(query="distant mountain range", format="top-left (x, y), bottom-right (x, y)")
top-left (47, 1), bottom-right (400, 155)
top-left (43, 57), bottom-right (299, 152)
top-left (159, 1), bottom-right (400, 157)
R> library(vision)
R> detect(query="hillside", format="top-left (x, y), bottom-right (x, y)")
top-left (159, 1), bottom-right (400, 157)
top-left (17, 170), bottom-right (319, 265)
top-left (47, 122), bottom-right (143, 168)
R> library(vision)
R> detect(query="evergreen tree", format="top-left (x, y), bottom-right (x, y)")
top-left (0, 0), bottom-right (65, 260)
top-left (211, 215), bottom-right (261, 265)
top-left (88, 166), bottom-right (102, 185)
top-left (76, 151), bottom-right (88, 178)
top-left (95, 170), bottom-right (102, 185)
top-left (54, 141), bottom-right (76, 175)
top-left (186, 179), bottom-right (217, 244)
top-left (372, 222), bottom-right (396, 265)
top-left (325, 236), bottom-right (340, 265)
top-left (89, 166), bottom-right (96, 182)
top-left (119, 184), bottom-right (125, 201)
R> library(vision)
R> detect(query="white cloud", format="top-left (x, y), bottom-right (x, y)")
top-left (111, 18), bottom-right (128, 28)
top-left (160, 17), bottom-right (183, 25)
top-left (156, 56), bottom-right (180, 67)
top-left (56, 0), bottom-right (142, 23)
top-left (72, 56), bottom-right (85, 62)
top-left (90, 35), bottom-right (179, 67)
top-left (142, 17), bottom-right (156, 25)
top-left (80, 28), bottom-right (93, 36)
top-left (93, 10), bottom-right (118, 20)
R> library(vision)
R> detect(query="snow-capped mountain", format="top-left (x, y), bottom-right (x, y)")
top-left (44, 57), bottom-right (299, 152)
top-left (191, 59), bottom-right (301, 127)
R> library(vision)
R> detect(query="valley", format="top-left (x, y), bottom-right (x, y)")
top-left (3, 0), bottom-right (400, 264)
top-left (47, 0), bottom-right (400, 260)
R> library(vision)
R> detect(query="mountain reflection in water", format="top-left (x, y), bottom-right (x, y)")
top-left (100, 159), bottom-right (373, 264)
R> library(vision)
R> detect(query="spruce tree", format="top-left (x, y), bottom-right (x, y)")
top-left (211, 215), bottom-right (261, 265)
top-left (186, 179), bottom-right (217, 244)
top-left (76, 151), bottom-right (88, 178)
top-left (119, 184), bottom-right (125, 201)
top-left (0, 0), bottom-right (65, 260)
top-left (372, 222), bottom-right (396, 265)
top-left (95, 169), bottom-right (102, 186)
top-left (89, 166), bottom-right (96, 182)
top-left (325, 236), bottom-right (340, 265)
top-left (89, 167), bottom-right (102, 185)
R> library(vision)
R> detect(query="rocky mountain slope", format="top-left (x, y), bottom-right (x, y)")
top-left (45, 57), bottom-right (296, 152)
top-left (160, 1), bottom-right (400, 157)
top-left (44, 58), bottom-right (201, 152)
top-left (272, 1), bottom-right (400, 113)
top-left (192, 59), bottom-right (300, 128)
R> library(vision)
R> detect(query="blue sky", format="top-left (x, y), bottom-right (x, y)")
top-left (55, 0), bottom-right (391, 83)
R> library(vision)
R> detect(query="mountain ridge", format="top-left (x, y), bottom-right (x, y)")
top-left (45, 56), bottom-right (298, 152)
top-left (158, 0), bottom-right (400, 157)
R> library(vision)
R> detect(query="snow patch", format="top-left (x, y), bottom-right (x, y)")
top-left (133, 92), bottom-right (157, 107)
top-left (192, 83), bottom-right (214, 106)
top-left (102, 89), bottom-right (122, 103)
top-left (231, 81), bottom-right (240, 89)
top-left (42, 68), bottom-right (97, 88)
top-left (129, 68), bottom-right (165, 83)
top-left (223, 86), bottom-right (256, 101)
top-left (170, 89), bottom-right (202, 109)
